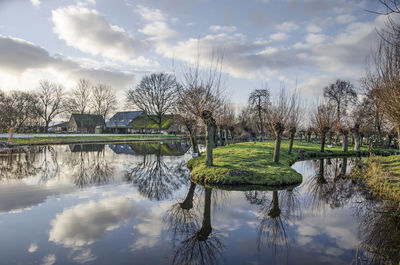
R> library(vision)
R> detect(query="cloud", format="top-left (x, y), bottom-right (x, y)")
top-left (30, 0), bottom-right (40, 7)
top-left (52, 6), bottom-right (144, 61)
top-left (269, 32), bottom-right (288, 41)
top-left (49, 196), bottom-right (134, 247)
top-left (305, 33), bottom-right (327, 44)
top-left (136, 4), bottom-right (178, 48)
top-left (336, 14), bottom-right (356, 24)
top-left (209, 25), bottom-right (237, 33)
top-left (275, 21), bottom-right (299, 32)
top-left (0, 35), bottom-right (135, 91)
top-left (306, 24), bottom-right (322, 33)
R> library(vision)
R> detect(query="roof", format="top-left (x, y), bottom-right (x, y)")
top-left (49, 121), bottom-right (69, 128)
top-left (128, 114), bottom-right (174, 129)
top-left (70, 114), bottom-right (105, 128)
top-left (106, 111), bottom-right (144, 128)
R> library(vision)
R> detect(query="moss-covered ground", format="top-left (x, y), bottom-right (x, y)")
top-left (188, 140), bottom-right (397, 187)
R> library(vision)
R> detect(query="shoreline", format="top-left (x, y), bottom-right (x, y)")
top-left (188, 141), bottom-right (399, 187)
top-left (0, 135), bottom-right (188, 153)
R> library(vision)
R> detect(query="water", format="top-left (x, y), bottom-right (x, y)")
top-left (0, 142), bottom-right (398, 265)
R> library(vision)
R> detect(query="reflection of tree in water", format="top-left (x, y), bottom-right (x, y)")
top-left (65, 145), bottom-right (114, 188)
top-left (306, 158), bottom-right (360, 211)
top-left (246, 188), bottom-right (301, 256)
top-left (165, 185), bottom-right (225, 265)
top-left (0, 146), bottom-right (58, 182)
top-left (124, 144), bottom-right (188, 200)
top-left (353, 200), bottom-right (400, 264)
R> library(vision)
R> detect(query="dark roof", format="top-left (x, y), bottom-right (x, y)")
top-left (70, 114), bottom-right (105, 128)
top-left (106, 111), bottom-right (144, 128)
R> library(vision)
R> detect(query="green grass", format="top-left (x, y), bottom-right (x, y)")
top-left (3, 134), bottom-right (185, 146)
top-left (351, 155), bottom-right (400, 203)
top-left (188, 140), bottom-right (396, 187)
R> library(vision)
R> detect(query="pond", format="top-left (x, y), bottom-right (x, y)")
top-left (0, 142), bottom-right (398, 265)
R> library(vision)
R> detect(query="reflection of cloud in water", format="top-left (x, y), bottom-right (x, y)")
top-left (0, 183), bottom-right (72, 214)
top-left (49, 196), bottom-right (133, 247)
top-left (71, 248), bottom-right (97, 264)
top-left (28, 242), bottom-right (38, 253)
top-left (41, 254), bottom-right (56, 265)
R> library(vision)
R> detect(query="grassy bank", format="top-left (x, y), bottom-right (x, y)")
top-left (188, 140), bottom-right (397, 186)
top-left (3, 134), bottom-right (185, 146)
top-left (351, 155), bottom-right (400, 203)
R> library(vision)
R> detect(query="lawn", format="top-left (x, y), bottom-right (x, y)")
top-left (188, 140), bottom-right (396, 186)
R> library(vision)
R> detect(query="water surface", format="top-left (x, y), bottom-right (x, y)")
top-left (0, 142), bottom-right (398, 265)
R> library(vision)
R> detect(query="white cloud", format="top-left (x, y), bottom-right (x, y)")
top-left (137, 5), bottom-right (178, 46)
top-left (336, 14), bottom-right (356, 24)
top-left (275, 21), bottom-right (299, 32)
top-left (305, 33), bottom-right (327, 44)
top-left (0, 35), bottom-right (135, 92)
top-left (270, 32), bottom-right (288, 41)
top-left (306, 24), bottom-right (322, 33)
top-left (52, 6), bottom-right (144, 61)
top-left (30, 0), bottom-right (40, 7)
top-left (209, 25), bottom-right (237, 33)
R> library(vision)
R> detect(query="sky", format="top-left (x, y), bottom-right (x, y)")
top-left (0, 0), bottom-right (392, 108)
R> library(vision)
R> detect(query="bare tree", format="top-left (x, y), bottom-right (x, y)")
top-left (248, 86), bottom-right (270, 141)
top-left (312, 102), bottom-right (336, 152)
top-left (286, 92), bottom-right (302, 155)
top-left (175, 52), bottom-right (225, 166)
top-left (66, 79), bottom-right (92, 114)
top-left (127, 73), bottom-right (177, 131)
top-left (91, 83), bottom-right (117, 120)
top-left (365, 19), bottom-right (400, 150)
top-left (34, 80), bottom-right (64, 132)
top-left (323, 79), bottom-right (357, 123)
top-left (266, 87), bottom-right (292, 163)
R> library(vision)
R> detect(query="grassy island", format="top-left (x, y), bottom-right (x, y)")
top-left (188, 140), bottom-right (397, 187)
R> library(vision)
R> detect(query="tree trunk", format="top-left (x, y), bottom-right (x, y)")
top-left (202, 111), bottom-right (216, 167)
top-left (184, 119), bottom-right (200, 155)
top-left (273, 133), bottom-right (282, 163)
top-left (320, 133), bottom-right (326, 152)
top-left (342, 133), bottom-right (348, 152)
top-left (224, 129), bottom-right (229, 145)
top-left (397, 124), bottom-right (400, 151)
top-left (288, 128), bottom-right (296, 155)
top-left (45, 120), bottom-right (50, 133)
top-left (273, 122), bottom-right (284, 163)
top-left (230, 129), bottom-right (235, 144)
top-left (354, 130), bottom-right (361, 152)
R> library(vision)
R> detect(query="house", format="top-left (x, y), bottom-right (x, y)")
top-left (105, 111), bottom-right (144, 133)
top-left (48, 121), bottom-right (69, 132)
top-left (68, 114), bottom-right (105, 133)
top-left (127, 114), bottom-right (182, 134)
